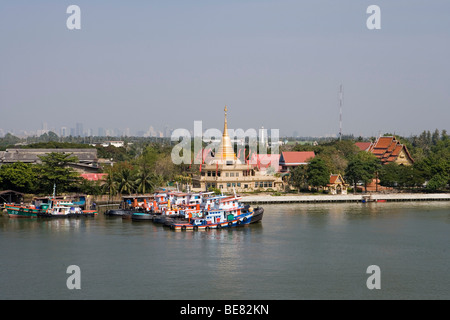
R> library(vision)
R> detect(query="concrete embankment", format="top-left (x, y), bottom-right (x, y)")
top-left (240, 193), bottom-right (450, 204)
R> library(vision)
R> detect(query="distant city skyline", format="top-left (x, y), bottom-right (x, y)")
top-left (1, 120), bottom-right (447, 140)
top-left (1, 1), bottom-right (449, 138)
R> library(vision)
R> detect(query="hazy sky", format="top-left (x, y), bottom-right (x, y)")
top-left (1, 0), bottom-right (449, 137)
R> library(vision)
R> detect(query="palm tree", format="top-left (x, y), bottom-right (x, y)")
top-left (135, 166), bottom-right (156, 194)
top-left (102, 168), bottom-right (117, 203)
top-left (152, 174), bottom-right (165, 191)
top-left (116, 166), bottom-right (136, 195)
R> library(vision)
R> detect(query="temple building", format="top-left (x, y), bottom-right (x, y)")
top-left (192, 106), bottom-right (283, 192)
top-left (357, 136), bottom-right (414, 166)
top-left (326, 174), bottom-right (348, 195)
top-left (279, 151), bottom-right (316, 172)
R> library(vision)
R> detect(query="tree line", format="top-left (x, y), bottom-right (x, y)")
top-left (0, 143), bottom-right (191, 197)
top-left (288, 130), bottom-right (450, 193)
top-left (1, 130), bottom-right (449, 196)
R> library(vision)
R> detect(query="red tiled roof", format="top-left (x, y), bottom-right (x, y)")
top-left (328, 174), bottom-right (347, 186)
top-left (374, 137), bottom-right (394, 149)
top-left (369, 136), bottom-right (414, 164)
top-left (329, 174), bottom-right (340, 184)
top-left (280, 151), bottom-right (315, 165)
top-left (80, 173), bottom-right (108, 181)
top-left (355, 142), bottom-right (372, 151)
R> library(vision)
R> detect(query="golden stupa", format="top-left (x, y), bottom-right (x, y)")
top-left (211, 106), bottom-right (241, 164)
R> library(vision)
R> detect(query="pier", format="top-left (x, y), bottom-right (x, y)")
top-left (240, 193), bottom-right (450, 204)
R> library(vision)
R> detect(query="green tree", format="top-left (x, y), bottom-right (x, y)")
top-left (34, 152), bottom-right (81, 194)
top-left (135, 166), bottom-right (156, 194)
top-left (379, 162), bottom-right (400, 188)
top-left (115, 164), bottom-right (136, 195)
top-left (306, 158), bottom-right (330, 190)
top-left (0, 162), bottom-right (37, 193)
top-left (345, 152), bottom-right (381, 193)
top-left (102, 168), bottom-right (118, 201)
top-left (426, 173), bottom-right (449, 192)
top-left (290, 165), bottom-right (308, 192)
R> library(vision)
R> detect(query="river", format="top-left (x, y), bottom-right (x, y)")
top-left (0, 201), bottom-right (449, 300)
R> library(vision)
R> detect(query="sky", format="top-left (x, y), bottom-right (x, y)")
top-left (1, 0), bottom-right (449, 138)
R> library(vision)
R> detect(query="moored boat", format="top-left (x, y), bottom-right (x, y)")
top-left (104, 209), bottom-right (134, 216)
top-left (248, 206), bottom-right (264, 224)
top-left (131, 212), bottom-right (155, 221)
top-left (167, 195), bottom-right (264, 231)
top-left (169, 210), bottom-right (254, 231)
top-left (5, 204), bottom-right (41, 218)
top-left (37, 204), bottom-right (96, 218)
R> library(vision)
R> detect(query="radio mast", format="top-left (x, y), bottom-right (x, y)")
top-left (339, 84), bottom-right (343, 141)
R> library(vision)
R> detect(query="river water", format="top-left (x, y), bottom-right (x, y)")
top-left (0, 202), bottom-right (449, 300)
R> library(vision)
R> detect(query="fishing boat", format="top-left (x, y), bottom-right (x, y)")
top-left (36, 197), bottom-right (97, 218)
top-left (247, 206), bottom-right (264, 223)
top-left (5, 204), bottom-right (42, 218)
top-left (168, 194), bottom-right (263, 231)
top-left (37, 203), bottom-right (97, 218)
top-left (4, 194), bottom-right (56, 218)
top-left (169, 207), bottom-right (254, 231)
top-left (105, 195), bottom-right (153, 216)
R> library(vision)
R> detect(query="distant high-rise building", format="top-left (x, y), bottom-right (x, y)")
top-left (98, 127), bottom-right (105, 137)
top-left (145, 126), bottom-right (157, 137)
top-left (259, 126), bottom-right (268, 147)
top-left (75, 123), bottom-right (84, 137)
top-left (60, 127), bottom-right (68, 137)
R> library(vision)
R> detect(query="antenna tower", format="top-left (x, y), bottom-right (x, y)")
top-left (339, 84), bottom-right (343, 141)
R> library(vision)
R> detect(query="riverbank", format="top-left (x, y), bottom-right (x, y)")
top-left (241, 193), bottom-right (450, 204)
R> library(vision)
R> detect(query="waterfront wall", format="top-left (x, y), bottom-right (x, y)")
top-left (240, 193), bottom-right (450, 204)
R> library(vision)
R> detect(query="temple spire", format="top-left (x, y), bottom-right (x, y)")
top-left (211, 105), bottom-right (240, 164)
top-left (223, 105), bottom-right (228, 135)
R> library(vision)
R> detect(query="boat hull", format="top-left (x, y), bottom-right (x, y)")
top-left (5, 205), bottom-right (39, 218)
top-left (37, 212), bottom-right (96, 218)
top-left (249, 207), bottom-right (264, 224)
top-left (105, 209), bottom-right (134, 216)
top-left (153, 214), bottom-right (184, 224)
top-left (131, 212), bottom-right (155, 221)
top-left (169, 213), bottom-right (253, 231)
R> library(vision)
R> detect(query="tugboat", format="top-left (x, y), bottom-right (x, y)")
top-left (168, 195), bottom-right (263, 231)
top-left (105, 195), bottom-right (153, 216)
